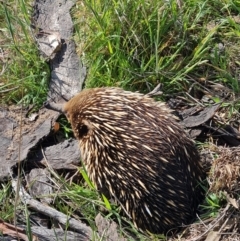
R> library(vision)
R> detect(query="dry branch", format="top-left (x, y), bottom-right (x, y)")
top-left (11, 178), bottom-right (92, 239)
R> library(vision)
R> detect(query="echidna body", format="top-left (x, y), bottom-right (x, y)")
top-left (64, 87), bottom-right (205, 234)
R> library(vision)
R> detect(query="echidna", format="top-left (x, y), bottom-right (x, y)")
top-left (63, 87), bottom-right (205, 234)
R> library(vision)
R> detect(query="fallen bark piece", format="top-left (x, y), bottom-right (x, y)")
top-left (7, 108), bottom-right (59, 169)
top-left (0, 110), bottom-right (17, 181)
top-left (0, 136), bottom-right (12, 174)
top-left (10, 119), bottom-right (52, 162)
top-left (188, 127), bottom-right (203, 139)
top-left (35, 31), bottom-right (62, 58)
top-left (11, 179), bottom-right (92, 239)
top-left (26, 168), bottom-right (53, 204)
top-left (95, 213), bottom-right (127, 241)
top-left (31, 226), bottom-right (89, 241)
top-left (32, 0), bottom-right (86, 101)
top-left (0, 107), bottom-right (59, 181)
top-left (182, 103), bottom-right (220, 128)
top-left (0, 219), bottom-right (37, 241)
top-left (29, 138), bottom-right (81, 170)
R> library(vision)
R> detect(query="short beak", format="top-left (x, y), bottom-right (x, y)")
top-left (44, 101), bottom-right (64, 114)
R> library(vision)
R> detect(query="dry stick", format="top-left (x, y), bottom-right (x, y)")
top-left (0, 87), bottom-right (19, 93)
top-left (196, 213), bottom-right (207, 228)
top-left (11, 179), bottom-right (92, 238)
top-left (192, 204), bottom-right (230, 241)
top-left (146, 83), bottom-right (163, 97)
top-left (185, 92), bottom-right (205, 107)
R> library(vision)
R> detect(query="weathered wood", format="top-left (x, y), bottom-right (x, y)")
top-left (31, 138), bottom-right (81, 169)
top-left (95, 213), bottom-right (127, 241)
top-left (0, 0), bottom-right (86, 181)
top-left (0, 134), bottom-right (12, 180)
top-left (11, 179), bottom-right (92, 239)
top-left (0, 108), bottom-right (17, 181)
top-left (32, 0), bottom-right (86, 101)
top-left (8, 108), bottom-right (59, 155)
top-left (0, 0), bottom-right (92, 238)
top-left (10, 118), bottom-right (52, 162)
top-left (31, 226), bottom-right (90, 241)
top-left (26, 168), bottom-right (53, 204)
top-left (0, 107), bottom-right (59, 181)
top-left (182, 104), bottom-right (220, 128)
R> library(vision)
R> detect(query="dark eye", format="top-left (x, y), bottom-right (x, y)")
top-left (78, 124), bottom-right (89, 138)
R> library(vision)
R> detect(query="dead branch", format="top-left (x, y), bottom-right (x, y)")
top-left (146, 83), bottom-right (163, 97)
top-left (11, 178), bottom-right (92, 239)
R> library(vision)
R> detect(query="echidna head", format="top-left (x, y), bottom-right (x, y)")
top-left (63, 88), bottom-right (136, 185)
top-left (63, 87), bottom-right (142, 142)
top-left (63, 89), bottom-right (95, 141)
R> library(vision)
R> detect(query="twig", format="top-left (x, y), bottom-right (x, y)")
top-left (11, 179), bottom-right (92, 238)
top-left (0, 87), bottom-right (18, 93)
top-left (192, 204), bottom-right (230, 241)
top-left (196, 213), bottom-right (207, 228)
top-left (0, 63), bottom-right (7, 76)
top-left (146, 83), bottom-right (163, 97)
top-left (185, 92), bottom-right (205, 107)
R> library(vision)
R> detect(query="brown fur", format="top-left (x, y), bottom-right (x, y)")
top-left (64, 87), bottom-right (205, 234)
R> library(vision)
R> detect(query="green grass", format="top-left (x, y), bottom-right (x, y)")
top-left (0, 0), bottom-right (240, 240)
top-left (200, 192), bottom-right (225, 219)
top-left (0, 0), bottom-right (49, 109)
top-left (57, 116), bottom-right (74, 139)
top-left (0, 182), bottom-right (15, 222)
top-left (73, 0), bottom-right (240, 96)
top-left (48, 167), bottom-right (166, 240)
top-left (71, 0), bottom-right (240, 238)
